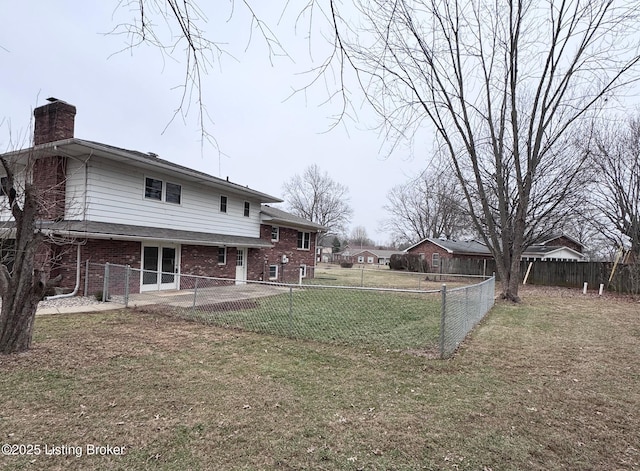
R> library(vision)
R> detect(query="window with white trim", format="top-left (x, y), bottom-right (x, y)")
top-left (244, 201), bottom-right (250, 217)
top-left (144, 177), bottom-right (182, 204)
top-left (367, 256), bottom-right (374, 264)
top-left (297, 231), bottom-right (311, 250)
top-left (220, 195), bottom-right (228, 213)
top-left (358, 256), bottom-right (364, 263)
top-left (432, 253), bottom-right (440, 268)
top-left (269, 265), bottom-right (279, 280)
top-left (145, 177), bottom-right (162, 200)
top-left (300, 264), bottom-right (307, 278)
top-left (218, 247), bottom-right (227, 265)
top-left (165, 182), bottom-right (182, 204)
top-left (271, 226), bottom-right (279, 242)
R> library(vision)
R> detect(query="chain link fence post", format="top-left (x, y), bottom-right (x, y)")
top-left (288, 285), bottom-right (293, 337)
top-left (440, 284), bottom-right (447, 359)
top-left (192, 278), bottom-right (199, 312)
top-left (84, 259), bottom-right (90, 297)
top-left (102, 262), bottom-right (110, 303)
top-left (124, 265), bottom-right (130, 307)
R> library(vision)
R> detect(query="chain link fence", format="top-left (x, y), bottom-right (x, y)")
top-left (86, 262), bottom-right (494, 357)
top-left (439, 277), bottom-right (496, 358)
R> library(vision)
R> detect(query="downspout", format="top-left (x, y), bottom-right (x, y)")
top-left (45, 244), bottom-right (81, 300)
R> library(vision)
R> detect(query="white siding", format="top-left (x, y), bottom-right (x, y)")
top-left (65, 157), bottom-right (87, 219)
top-left (82, 158), bottom-right (262, 237)
top-left (0, 165), bottom-right (27, 222)
top-left (540, 248), bottom-right (584, 261)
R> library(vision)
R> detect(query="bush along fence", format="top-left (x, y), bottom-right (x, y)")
top-left (88, 263), bottom-right (495, 358)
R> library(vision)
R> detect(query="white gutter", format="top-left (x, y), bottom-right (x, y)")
top-left (45, 245), bottom-right (81, 300)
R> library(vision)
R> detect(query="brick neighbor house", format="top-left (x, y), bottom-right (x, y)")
top-left (405, 235), bottom-right (585, 270)
top-left (0, 98), bottom-right (325, 294)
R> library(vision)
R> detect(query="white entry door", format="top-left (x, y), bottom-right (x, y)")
top-left (142, 245), bottom-right (179, 291)
top-left (235, 248), bottom-right (247, 284)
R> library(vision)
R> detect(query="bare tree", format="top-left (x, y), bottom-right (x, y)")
top-left (318, 0), bottom-right (640, 301)
top-left (114, 0), bottom-right (286, 149)
top-left (349, 225), bottom-right (374, 248)
top-left (283, 164), bottom-right (352, 239)
top-left (0, 150), bottom-right (64, 353)
top-left (383, 166), bottom-right (470, 245)
top-left (585, 114), bottom-right (640, 259)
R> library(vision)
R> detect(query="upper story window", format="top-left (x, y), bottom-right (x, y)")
top-left (165, 182), bottom-right (182, 204)
top-left (271, 226), bottom-right (279, 242)
top-left (145, 177), bottom-right (162, 200)
top-left (244, 201), bottom-right (250, 217)
top-left (220, 195), bottom-right (228, 213)
top-left (297, 231), bottom-right (311, 250)
top-left (144, 177), bottom-right (182, 204)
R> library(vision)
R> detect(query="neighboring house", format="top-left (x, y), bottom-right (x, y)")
top-left (405, 239), bottom-right (490, 270)
top-left (350, 248), bottom-right (399, 266)
top-left (316, 244), bottom-right (334, 263)
top-left (0, 99), bottom-right (325, 293)
top-left (405, 235), bottom-right (585, 269)
top-left (340, 245), bottom-right (401, 266)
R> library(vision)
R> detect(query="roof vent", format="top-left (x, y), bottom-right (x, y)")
top-left (148, 152), bottom-right (158, 158)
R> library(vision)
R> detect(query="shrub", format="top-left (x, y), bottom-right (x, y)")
top-left (340, 261), bottom-right (354, 268)
top-left (389, 253), bottom-right (429, 272)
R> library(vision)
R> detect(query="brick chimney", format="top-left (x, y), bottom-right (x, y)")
top-left (33, 97), bottom-right (76, 145)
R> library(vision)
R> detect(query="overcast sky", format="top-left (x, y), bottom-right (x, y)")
top-left (0, 1), bottom-right (433, 244)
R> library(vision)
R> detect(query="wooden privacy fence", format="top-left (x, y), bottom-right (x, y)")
top-left (438, 258), bottom-right (639, 294)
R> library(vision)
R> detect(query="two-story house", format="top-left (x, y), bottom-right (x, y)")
top-left (0, 98), bottom-right (325, 294)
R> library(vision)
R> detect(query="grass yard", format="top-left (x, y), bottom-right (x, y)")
top-left (0, 286), bottom-right (638, 470)
top-left (182, 288), bottom-right (441, 352)
top-left (309, 264), bottom-right (479, 290)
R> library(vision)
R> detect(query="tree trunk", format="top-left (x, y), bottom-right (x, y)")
top-left (0, 165), bottom-right (54, 354)
top-left (0, 288), bottom-right (42, 354)
top-left (503, 256), bottom-right (522, 303)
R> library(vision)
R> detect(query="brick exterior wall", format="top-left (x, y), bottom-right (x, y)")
top-left (181, 245), bottom-right (236, 279)
top-left (53, 240), bottom-right (141, 297)
top-left (251, 225), bottom-right (317, 283)
top-left (407, 240), bottom-right (453, 260)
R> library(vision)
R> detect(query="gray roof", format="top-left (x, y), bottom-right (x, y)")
top-left (350, 248), bottom-right (400, 258)
top-left (260, 205), bottom-right (326, 231)
top-left (25, 220), bottom-right (274, 248)
top-left (406, 238), bottom-right (490, 255)
top-left (5, 138), bottom-right (282, 203)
